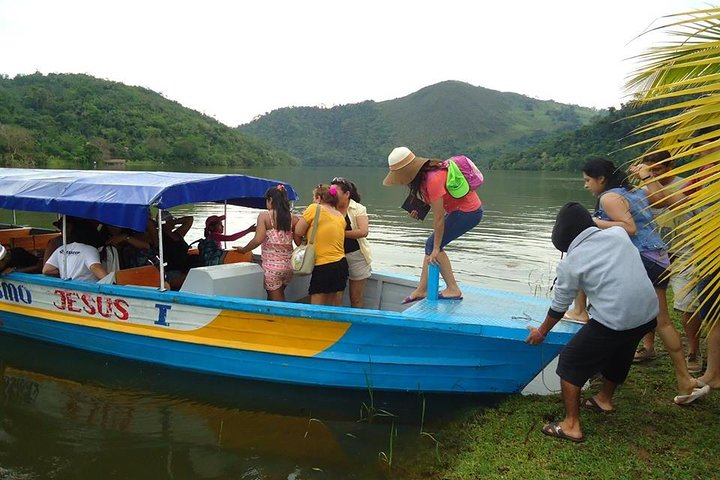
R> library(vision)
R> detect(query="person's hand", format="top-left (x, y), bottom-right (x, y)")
top-left (525, 327), bottom-right (546, 345)
top-left (630, 164), bottom-right (652, 181)
top-left (247, 224), bottom-right (257, 233)
top-left (428, 248), bottom-right (440, 265)
top-left (233, 245), bottom-right (246, 253)
top-left (409, 209), bottom-right (419, 220)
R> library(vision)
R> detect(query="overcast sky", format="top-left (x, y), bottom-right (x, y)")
top-left (0, 0), bottom-right (705, 127)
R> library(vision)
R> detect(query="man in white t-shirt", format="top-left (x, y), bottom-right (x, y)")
top-left (43, 242), bottom-right (108, 282)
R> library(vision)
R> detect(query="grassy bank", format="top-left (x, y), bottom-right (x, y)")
top-left (394, 321), bottom-right (719, 479)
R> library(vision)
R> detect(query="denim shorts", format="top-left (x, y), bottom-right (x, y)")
top-left (425, 207), bottom-right (483, 255)
top-left (640, 253), bottom-right (670, 289)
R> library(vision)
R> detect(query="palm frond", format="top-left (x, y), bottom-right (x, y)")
top-left (626, 7), bottom-right (720, 329)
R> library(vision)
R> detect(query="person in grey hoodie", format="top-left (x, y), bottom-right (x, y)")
top-left (525, 203), bottom-right (699, 442)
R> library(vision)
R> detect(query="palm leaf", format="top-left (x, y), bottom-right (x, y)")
top-left (626, 7), bottom-right (720, 329)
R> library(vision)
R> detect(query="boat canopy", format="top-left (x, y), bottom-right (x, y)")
top-left (0, 168), bottom-right (298, 231)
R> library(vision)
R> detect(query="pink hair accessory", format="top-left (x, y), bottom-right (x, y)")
top-left (277, 184), bottom-right (284, 191)
top-left (328, 185), bottom-right (337, 196)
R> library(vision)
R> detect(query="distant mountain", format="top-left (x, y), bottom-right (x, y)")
top-left (492, 96), bottom-right (693, 171)
top-left (0, 73), bottom-right (297, 168)
top-left (239, 81), bottom-right (601, 167)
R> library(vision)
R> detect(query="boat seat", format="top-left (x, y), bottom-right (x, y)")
top-left (10, 233), bottom-right (61, 253)
top-left (223, 250), bottom-right (253, 264)
top-left (115, 265), bottom-right (162, 287)
top-left (0, 227), bottom-right (31, 246)
top-left (180, 262), bottom-right (267, 299)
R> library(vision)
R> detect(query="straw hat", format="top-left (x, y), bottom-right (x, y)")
top-left (383, 147), bottom-right (430, 186)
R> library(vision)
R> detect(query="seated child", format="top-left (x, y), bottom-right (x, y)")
top-left (199, 215), bottom-right (255, 266)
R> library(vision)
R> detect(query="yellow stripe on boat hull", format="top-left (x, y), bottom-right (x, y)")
top-left (0, 302), bottom-right (350, 357)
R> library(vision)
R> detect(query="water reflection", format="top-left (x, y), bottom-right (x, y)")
top-left (0, 335), bottom-right (491, 480)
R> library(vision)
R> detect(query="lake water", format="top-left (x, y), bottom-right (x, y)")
top-left (0, 167), bottom-right (590, 479)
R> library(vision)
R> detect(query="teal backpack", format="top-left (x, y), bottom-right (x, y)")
top-left (198, 238), bottom-right (224, 266)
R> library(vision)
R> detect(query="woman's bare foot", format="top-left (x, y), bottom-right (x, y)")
top-left (405, 290), bottom-right (427, 302)
top-left (697, 374), bottom-right (720, 389)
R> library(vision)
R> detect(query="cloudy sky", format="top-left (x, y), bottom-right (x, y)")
top-left (0, 0), bottom-right (705, 126)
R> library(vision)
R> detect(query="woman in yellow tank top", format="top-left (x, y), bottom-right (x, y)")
top-left (294, 184), bottom-right (349, 306)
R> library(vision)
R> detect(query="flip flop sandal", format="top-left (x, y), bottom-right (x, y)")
top-left (541, 421), bottom-right (585, 443)
top-left (674, 385), bottom-right (711, 405)
top-left (438, 293), bottom-right (463, 300)
top-left (582, 397), bottom-right (613, 414)
top-left (633, 347), bottom-right (657, 363)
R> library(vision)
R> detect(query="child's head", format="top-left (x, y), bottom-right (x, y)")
top-left (313, 184), bottom-right (340, 207)
top-left (265, 185), bottom-right (293, 231)
top-left (204, 215), bottom-right (225, 237)
top-left (265, 185), bottom-right (290, 210)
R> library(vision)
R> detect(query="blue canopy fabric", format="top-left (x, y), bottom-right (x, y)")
top-left (0, 169), bottom-right (298, 231)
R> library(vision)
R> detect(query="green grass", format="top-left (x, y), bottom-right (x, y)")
top-left (394, 308), bottom-right (719, 479)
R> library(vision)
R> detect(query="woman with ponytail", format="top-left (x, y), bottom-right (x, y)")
top-left (294, 184), bottom-right (348, 306)
top-left (236, 185), bottom-right (297, 301)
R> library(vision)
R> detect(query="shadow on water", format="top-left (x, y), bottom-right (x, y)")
top-left (0, 333), bottom-right (499, 480)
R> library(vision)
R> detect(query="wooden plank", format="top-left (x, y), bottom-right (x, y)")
top-left (223, 250), bottom-right (252, 264)
top-left (115, 265), bottom-right (161, 287)
top-left (0, 228), bottom-right (31, 246)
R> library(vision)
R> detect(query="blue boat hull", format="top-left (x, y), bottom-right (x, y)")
top-left (0, 273), bottom-right (578, 394)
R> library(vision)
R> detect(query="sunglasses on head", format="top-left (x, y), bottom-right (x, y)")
top-left (331, 177), bottom-right (350, 187)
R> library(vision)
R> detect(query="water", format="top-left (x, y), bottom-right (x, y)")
top-left (0, 167), bottom-right (590, 479)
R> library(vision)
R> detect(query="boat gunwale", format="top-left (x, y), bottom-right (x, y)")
top-left (0, 271), bottom-right (574, 344)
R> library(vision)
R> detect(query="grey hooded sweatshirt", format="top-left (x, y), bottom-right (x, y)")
top-left (551, 226), bottom-right (659, 331)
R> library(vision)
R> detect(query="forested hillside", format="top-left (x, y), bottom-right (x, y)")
top-left (240, 81), bottom-right (600, 167)
top-left (491, 98), bottom-right (685, 170)
top-left (0, 73), bottom-right (297, 168)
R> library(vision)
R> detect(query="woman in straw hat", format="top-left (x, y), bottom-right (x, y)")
top-left (383, 147), bottom-right (483, 304)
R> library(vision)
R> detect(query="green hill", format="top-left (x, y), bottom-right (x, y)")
top-left (239, 80), bottom-right (601, 167)
top-left (0, 73), bottom-right (297, 168)
top-left (491, 97), bottom-right (689, 171)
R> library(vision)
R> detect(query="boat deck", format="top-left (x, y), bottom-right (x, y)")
top-left (402, 282), bottom-right (580, 336)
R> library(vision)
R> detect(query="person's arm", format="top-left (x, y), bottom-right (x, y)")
top-left (42, 249), bottom-right (60, 277)
top-left (236, 214), bottom-right (268, 253)
top-left (294, 217), bottom-right (309, 246)
top-left (526, 312), bottom-right (563, 345)
top-left (172, 216), bottom-right (194, 238)
top-left (90, 263), bottom-right (109, 281)
top-left (593, 193), bottom-right (636, 235)
top-left (42, 262), bottom-right (60, 277)
top-left (428, 198), bottom-right (445, 264)
top-left (214, 225), bottom-right (256, 243)
top-left (631, 164), bottom-right (688, 208)
top-left (294, 205), bottom-right (314, 246)
top-left (345, 211), bottom-right (369, 240)
top-left (43, 238), bottom-right (60, 265)
top-left (526, 261), bottom-right (579, 344)
top-left (107, 233), bottom-right (151, 250)
top-left (15, 262), bottom-right (42, 274)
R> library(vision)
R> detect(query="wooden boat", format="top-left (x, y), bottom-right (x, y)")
top-left (0, 168), bottom-right (581, 394)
